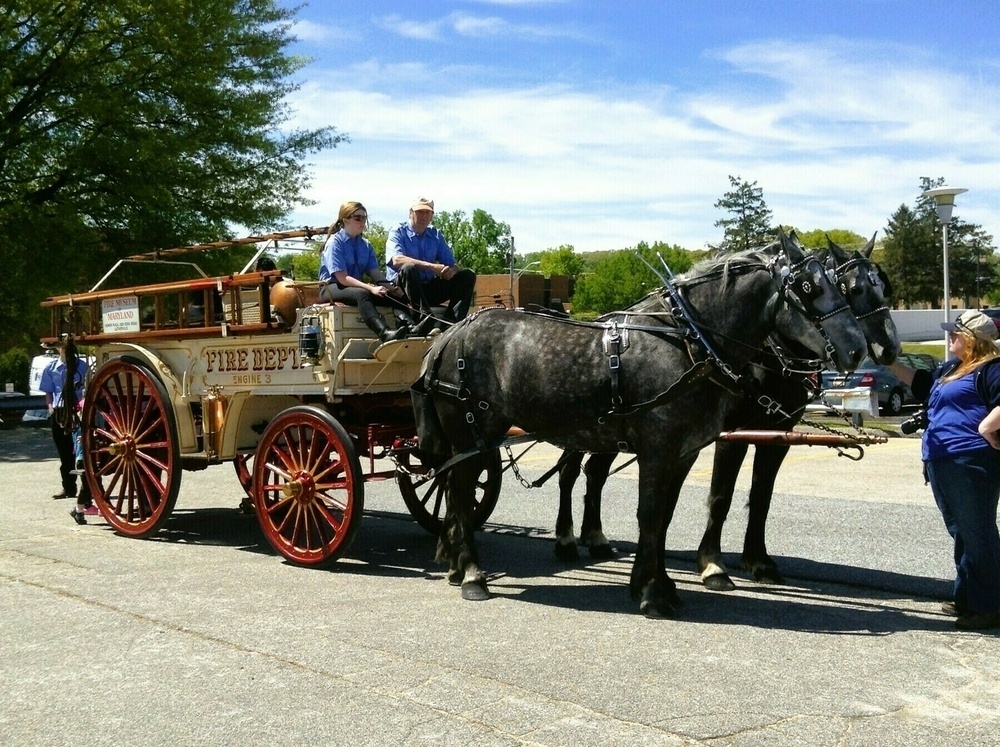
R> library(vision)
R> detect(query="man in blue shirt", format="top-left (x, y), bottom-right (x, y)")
top-left (386, 197), bottom-right (476, 335)
top-left (38, 339), bottom-right (91, 516)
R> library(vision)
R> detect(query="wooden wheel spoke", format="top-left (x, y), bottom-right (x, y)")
top-left (411, 474), bottom-right (445, 518)
top-left (311, 455), bottom-right (346, 485)
top-left (125, 376), bottom-right (144, 435)
top-left (133, 459), bottom-right (167, 501)
top-left (98, 389), bottom-right (127, 440)
top-left (269, 439), bottom-right (301, 477)
top-left (314, 484), bottom-right (350, 513)
top-left (134, 445), bottom-right (170, 473)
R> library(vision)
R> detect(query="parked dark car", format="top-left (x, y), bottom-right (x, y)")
top-left (821, 352), bottom-right (939, 415)
top-left (978, 307), bottom-right (1000, 330)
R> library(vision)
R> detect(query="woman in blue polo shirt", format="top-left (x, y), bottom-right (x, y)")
top-left (891, 309), bottom-right (1000, 631)
top-left (319, 201), bottom-right (409, 343)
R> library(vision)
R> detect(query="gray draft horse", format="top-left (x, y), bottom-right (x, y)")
top-left (550, 235), bottom-right (899, 591)
top-left (413, 231), bottom-right (867, 617)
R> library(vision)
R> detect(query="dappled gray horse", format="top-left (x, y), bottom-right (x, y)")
top-left (413, 232), bottom-right (867, 617)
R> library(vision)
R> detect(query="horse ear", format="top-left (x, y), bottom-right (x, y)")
top-left (825, 234), bottom-right (848, 262)
top-left (860, 232), bottom-right (877, 258)
top-left (780, 230), bottom-right (805, 262)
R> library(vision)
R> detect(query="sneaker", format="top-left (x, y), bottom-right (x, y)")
top-left (69, 508), bottom-right (87, 525)
top-left (83, 504), bottom-right (100, 516)
top-left (955, 611), bottom-right (1000, 630)
top-left (52, 491), bottom-right (76, 500)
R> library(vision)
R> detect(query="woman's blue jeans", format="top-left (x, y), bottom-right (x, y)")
top-left (926, 451), bottom-right (1000, 614)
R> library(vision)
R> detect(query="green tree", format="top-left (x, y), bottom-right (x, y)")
top-left (947, 222), bottom-right (998, 307)
top-left (0, 0), bottom-right (342, 350)
top-left (713, 175), bottom-right (774, 253)
top-left (434, 209), bottom-right (512, 275)
top-left (881, 203), bottom-right (937, 307)
top-left (794, 228), bottom-right (868, 250)
top-left (366, 222), bottom-right (389, 265)
top-left (880, 177), bottom-right (1000, 309)
top-left (572, 241), bottom-right (697, 315)
top-left (537, 245), bottom-right (584, 278)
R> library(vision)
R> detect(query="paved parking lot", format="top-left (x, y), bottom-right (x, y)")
top-left (2, 423), bottom-right (998, 746)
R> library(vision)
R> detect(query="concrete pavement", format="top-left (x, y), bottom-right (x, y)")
top-left (2, 424), bottom-right (998, 746)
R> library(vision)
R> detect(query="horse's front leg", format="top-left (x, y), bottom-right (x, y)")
top-left (554, 450), bottom-right (584, 561)
top-left (742, 444), bottom-right (789, 584)
top-left (580, 452), bottom-right (616, 559)
top-left (630, 457), bottom-right (690, 618)
top-left (439, 457), bottom-right (490, 601)
top-left (696, 441), bottom-right (749, 591)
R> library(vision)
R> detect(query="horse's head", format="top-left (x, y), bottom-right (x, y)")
top-left (820, 233), bottom-right (900, 365)
top-left (767, 230), bottom-right (866, 372)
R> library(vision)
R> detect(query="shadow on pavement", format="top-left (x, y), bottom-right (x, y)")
top-left (81, 504), bottom-right (953, 633)
top-left (0, 424), bottom-right (53, 462)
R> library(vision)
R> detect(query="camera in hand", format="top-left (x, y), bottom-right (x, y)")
top-left (900, 409), bottom-right (928, 435)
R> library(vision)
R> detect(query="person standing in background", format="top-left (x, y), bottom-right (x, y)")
top-left (890, 309), bottom-right (1000, 631)
top-left (39, 338), bottom-right (94, 523)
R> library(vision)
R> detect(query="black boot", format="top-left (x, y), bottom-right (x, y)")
top-left (394, 308), bottom-right (418, 328)
top-left (373, 317), bottom-right (408, 343)
top-left (411, 314), bottom-right (437, 337)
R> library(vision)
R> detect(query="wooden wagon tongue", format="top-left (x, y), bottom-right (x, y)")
top-left (506, 425), bottom-right (887, 446)
top-left (717, 429), bottom-right (888, 446)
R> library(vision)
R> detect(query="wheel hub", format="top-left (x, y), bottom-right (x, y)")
top-left (282, 472), bottom-right (316, 504)
top-left (107, 436), bottom-right (137, 461)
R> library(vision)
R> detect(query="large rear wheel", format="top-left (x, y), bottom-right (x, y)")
top-left (82, 358), bottom-right (181, 537)
top-left (397, 449), bottom-right (501, 534)
top-left (252, 406), bottom-right (364, 567)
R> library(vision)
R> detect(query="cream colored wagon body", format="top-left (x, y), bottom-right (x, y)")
top-left (41, 230), bottom-right (500, 567)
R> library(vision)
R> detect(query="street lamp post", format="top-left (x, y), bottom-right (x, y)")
top-left (508, 236), bottom-right (516, 296)
top-left (923, 186), bottom-right (968, 355)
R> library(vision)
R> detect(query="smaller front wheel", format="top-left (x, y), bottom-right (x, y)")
top-left (252, 406), bottom-right (364, 567)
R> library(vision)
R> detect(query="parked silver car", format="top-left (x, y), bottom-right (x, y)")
top-left (821, 352), bottom-right (939, 415)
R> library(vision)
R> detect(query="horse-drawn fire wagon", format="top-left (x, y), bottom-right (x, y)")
top-left (41, 229), bottom-right (501, 567)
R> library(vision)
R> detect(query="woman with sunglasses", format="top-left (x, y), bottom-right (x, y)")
top-left (318, 201), bottom-right (409, 343)
top-left (891, 309), bottom-right (1000, 630)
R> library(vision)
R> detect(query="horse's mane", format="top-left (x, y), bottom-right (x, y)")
top-left (678, 245), bottom-right (778, 292)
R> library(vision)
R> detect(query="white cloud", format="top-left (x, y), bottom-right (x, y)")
top-left (375, 11), bottom-right (589, 43)
top-left (283, 37), bottom-right (1000, 253)
top-left (290, 19), bottom-right (347, 44)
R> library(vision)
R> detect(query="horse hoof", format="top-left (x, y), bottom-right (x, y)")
top-left (744, 558), bottom-right (783, 584)
top-left (461, 580), bottom-right (490, 601)
top-left (639, 586), bottom-right (678, 618)
top-left (702, 573), bottom-right (736, 592)
top-left (447, 569), bottom-right (463, 586)
top-left (588, 543), bottom-right (615, 560)
top-left (554, 541), bottom-right (580, 562)
top-left (752, 568), bottom-right (783, 585)
top-left (639, 598), bottom-right (676, 619)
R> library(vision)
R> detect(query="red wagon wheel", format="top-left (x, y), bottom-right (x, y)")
top-left (82, 358), bottom-right (181, 537)
top-left (397, 448), bottom-right (502, 534)
top-left (233, 454), bottom-right (256, 513)
top-left (252, 406), bottom-right (364, 567)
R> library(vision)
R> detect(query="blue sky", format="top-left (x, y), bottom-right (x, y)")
top-left (281, 1), bottom-right (1000, 256)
